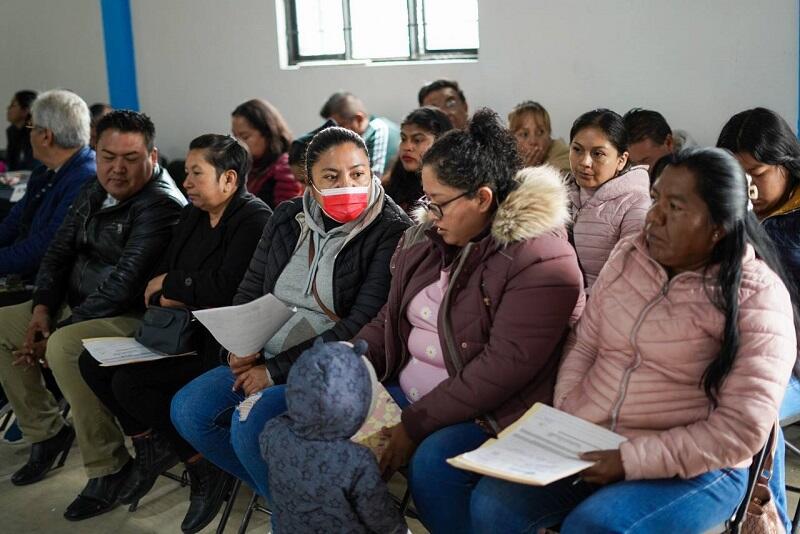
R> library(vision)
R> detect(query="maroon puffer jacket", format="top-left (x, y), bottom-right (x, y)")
top-left (356, 166), bottom-right (585, 443)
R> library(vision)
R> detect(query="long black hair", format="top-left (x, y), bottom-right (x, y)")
top-left (385, 107), bottom-right (453, 209)
top-left (422, 108), bottom-right (521, 204)
top-left (716, 107), bottom-right (800, 190)
top-left (670, 147), bottom-right (798, 404)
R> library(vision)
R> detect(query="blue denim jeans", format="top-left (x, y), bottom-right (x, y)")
top-left (170, 365), bottom-right (287, 498)
top-left (470, 466), bottom-right (748, 534)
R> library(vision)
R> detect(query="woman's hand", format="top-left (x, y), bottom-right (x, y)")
top-left (232, 364), bottom-right (273, 396)
top-left (521, 145), bottom-right (544, 166)
top-left (378, 422), bottom-right (417, 481)
top-left (159, 295), bottom-right (186, 308)
top-left (579, 449), bottom-right (625, 485)
top-left (228, 352), bottom-right (260, 376)
top-left (144, 273), bottom-right (167, 306)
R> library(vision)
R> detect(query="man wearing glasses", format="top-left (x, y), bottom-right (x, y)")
top-left (418, 79), bottom-right (470, 130)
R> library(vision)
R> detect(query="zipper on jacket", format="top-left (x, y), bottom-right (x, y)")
top-left (440, 243), bottom-right (502, 434)
top-left (608, 270), bottom-right (701, 431)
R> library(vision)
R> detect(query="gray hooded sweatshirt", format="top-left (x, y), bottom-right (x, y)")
top-left (259, 338), bottom-right (407, 534)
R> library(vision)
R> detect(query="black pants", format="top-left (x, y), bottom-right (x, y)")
top-left (79, 351), bottom-right (208, 461)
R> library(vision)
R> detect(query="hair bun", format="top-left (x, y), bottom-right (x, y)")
top-left (468, 108), bottom-right (504, 145)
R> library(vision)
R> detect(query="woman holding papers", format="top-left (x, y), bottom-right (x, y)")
top-left (470, 148), bottom-right (797, 533)
top-left (79, 134), bottom-right (270, 533)
top-left (354, 109), bottom-right (585, 533)
top-left (170, 126), bottom-right (411, 499)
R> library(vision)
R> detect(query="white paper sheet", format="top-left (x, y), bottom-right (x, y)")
top-left (448, 403), bottom-right (626, 486)
top-left (82, 337), bottom-right (194, 366)
top-left (191, 293), bottom-right (294, 357)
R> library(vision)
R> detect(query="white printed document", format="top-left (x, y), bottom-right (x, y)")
top-left (83, 337), bottom-right (195, 366)
top-left (447, 403), bottom-right (626, 486)
top-left (191, 293), bottom-right (294, 357)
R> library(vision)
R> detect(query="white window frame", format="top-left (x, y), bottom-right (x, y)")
top-left (281, 0), bottom-right (479, 66)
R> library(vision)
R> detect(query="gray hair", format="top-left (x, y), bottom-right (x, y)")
top-left (30, 90), bottom-right (91, 148)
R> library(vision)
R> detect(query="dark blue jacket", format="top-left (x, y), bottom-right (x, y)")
top-left (260, 339), bottom-right (406, 534)
top-left (0, 146), bottom-right (95, 278)
top-left (763, 188), bottom-right (800, 291)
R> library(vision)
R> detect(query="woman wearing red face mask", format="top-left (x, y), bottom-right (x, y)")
top-left (170, 126), bottom-right (412, 500)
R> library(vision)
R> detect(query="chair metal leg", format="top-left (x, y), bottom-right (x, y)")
top-left (792, 496), bottom-right (800, 534)
top-left (237, 491), bottom-right (259, 534)
top-left (216, 478), bottom-right (242, 534)
top-left (0, 410), bottom-right (12, 432)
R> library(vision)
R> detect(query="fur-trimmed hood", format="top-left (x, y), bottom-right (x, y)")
top-left (413, 164), bottom-right (570, 246)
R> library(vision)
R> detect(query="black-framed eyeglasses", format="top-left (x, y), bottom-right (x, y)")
top-left (418, 190), bottom-right (471, 219)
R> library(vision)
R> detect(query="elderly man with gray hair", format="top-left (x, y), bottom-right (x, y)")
top-left (0, 89), bottom-right (96, 281)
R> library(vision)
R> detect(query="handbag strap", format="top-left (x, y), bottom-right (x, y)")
top-left (307, 237), bottom-right (341, 322)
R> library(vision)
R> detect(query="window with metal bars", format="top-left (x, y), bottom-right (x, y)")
top-left (283, 0), bottom-right (479, 65)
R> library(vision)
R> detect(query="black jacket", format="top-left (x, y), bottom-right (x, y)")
top-left (233, 196), bottom-right (412, 383)
top-left (158, 191), bottom-right (272, 307)
top-left (5, 125), bottom-right (36, 171)
top-left (33, 166), bottom-right (186, 323)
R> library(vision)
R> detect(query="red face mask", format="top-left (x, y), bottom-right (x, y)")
top-left (314, 185), bottom-right (370, 223)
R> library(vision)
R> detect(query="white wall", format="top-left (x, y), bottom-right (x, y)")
top-left (2, 0), bottom-right (797, 161)
top-left (0, 0), bottom-right (108, 137)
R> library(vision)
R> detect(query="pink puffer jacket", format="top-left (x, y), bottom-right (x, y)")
top-left (555, 234), bottom-right (796, 480)
top-left (568, 166), bottom-right (651, 289)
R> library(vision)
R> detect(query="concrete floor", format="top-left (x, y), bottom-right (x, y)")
top-left (0, 413), bottom-right (427, 533)
top-left (0, 417), bottom-right (798, 533)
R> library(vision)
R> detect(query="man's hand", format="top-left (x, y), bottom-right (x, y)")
top-left (159, 295), bottom-right (186, 308)
top-left (232, 364), bottom-right (273, 396)
top-left (144, 273), bottom-right (167, 306)
top-left (228, 352), bottom-right (260, 376)
top-left (12, 339), bottom-right (47, 367)
top-left (378, 423), bottom-right (416, 481)
top-left (579, 449), bottom-right (625, 485)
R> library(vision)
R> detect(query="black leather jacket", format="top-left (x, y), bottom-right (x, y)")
top-left (32, 166), bottom-right (186, 323)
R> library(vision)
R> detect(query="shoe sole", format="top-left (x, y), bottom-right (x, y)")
top-left (10, 427), bottom-right (75, 486)
top-left (181, 476), bottom-right (235, 534)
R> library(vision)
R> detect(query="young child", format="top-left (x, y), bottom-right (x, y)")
top-left (259, 338), bottom-right (407, 534)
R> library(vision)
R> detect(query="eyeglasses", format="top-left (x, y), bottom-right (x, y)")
top-left (25, 121), bottom-right (44, 132)
top-left (418, 190), bottom-right (471, 219)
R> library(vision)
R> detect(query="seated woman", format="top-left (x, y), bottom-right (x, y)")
top-left (170, 127), bottom-right (412, 498)
top-left (508, 100), bottom-right (570, 173)
top-left (231, 99), bottom-right (302, 209)
top-left (470, 148), bottom-right (797, 533)
top-left (717, 108), bottom-right (800, 517)
top-left (79, 134), bottom-right (271, 534)
top-left (383, 107), bottom-right (453, 213)
top-left (567, 109), bottom-right (651, 290)
top-left (355, 109), bottom-right (585, 533)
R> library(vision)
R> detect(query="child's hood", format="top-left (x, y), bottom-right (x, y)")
top-left (284, 338), bottom-right (373, 440)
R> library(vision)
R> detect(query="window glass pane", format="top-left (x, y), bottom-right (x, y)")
top-left (350, 0), bottom-right (410, 59)
top-left (295, 0), bottom-right (345, 56)
top-left (423, 0), bottom-right (479, 51)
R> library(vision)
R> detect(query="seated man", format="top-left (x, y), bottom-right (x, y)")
top-left (0, 90), bottom-right (96, 283)
top-left (622, 107), bottom-right (676, 182)
top-left (0, 110), bottom-right (185, 521)
top-left (418, 79), bottom-right (470, 130)
top-left (5, 90), bottom-right (38, 171)
top-left (319, 92), bottom-right (399, 177)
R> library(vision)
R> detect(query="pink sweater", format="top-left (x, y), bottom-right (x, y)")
top-left (399, 270), bottom-right (450, 403)
top-left (556, 233), bottom-right (796, 480)
top-left (568, 166), bottom-right (651, 290)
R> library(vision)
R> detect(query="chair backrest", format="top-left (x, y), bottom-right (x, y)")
top-left (726, 425), bottom-right (776, 533)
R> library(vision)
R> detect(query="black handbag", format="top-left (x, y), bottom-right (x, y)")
top-left (135, 304), bottom-right (197, 355)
